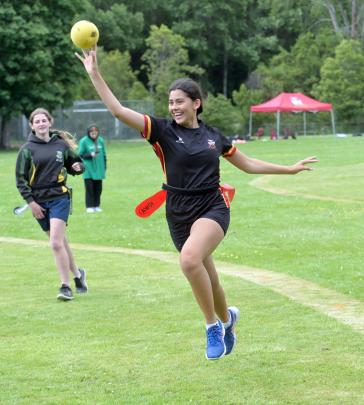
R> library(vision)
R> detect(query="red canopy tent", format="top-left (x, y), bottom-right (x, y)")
top-left (249, 92), bottom-right (335, 137)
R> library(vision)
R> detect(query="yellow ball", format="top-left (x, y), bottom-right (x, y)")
top-left (70, 20), bottom-right (99, 49)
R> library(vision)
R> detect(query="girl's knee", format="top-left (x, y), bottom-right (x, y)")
top-left (179, 249), bottom-right (201, 275)
top-left (49, 239), bottom-right (64, 252)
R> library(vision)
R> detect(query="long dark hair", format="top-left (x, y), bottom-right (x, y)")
top-left (169, 78), bottom-right (203, 115)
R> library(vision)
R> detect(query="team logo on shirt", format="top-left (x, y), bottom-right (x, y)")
top-left (176, 136), bottom-right (184, 144)
top-left (207, 139), bottom-right (216, 149)
top-left (55, 151), bottom-right (63, 163)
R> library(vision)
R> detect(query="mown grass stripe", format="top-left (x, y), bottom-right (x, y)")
top-left (2, 236), bottom-right (363, 335)
top-left (249, 174), bottom-right (364, 204)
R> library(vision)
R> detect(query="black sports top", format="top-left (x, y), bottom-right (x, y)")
top-left (142, 115), bottom-right (236, 187)
top-left (142, 115), bottom-right (236, 223)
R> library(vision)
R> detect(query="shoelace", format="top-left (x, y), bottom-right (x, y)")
top-left (207, 325), bottom-right (222, 345)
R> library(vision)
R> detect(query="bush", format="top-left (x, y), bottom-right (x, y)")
top-left (202, 93), bottom-right (242, 136)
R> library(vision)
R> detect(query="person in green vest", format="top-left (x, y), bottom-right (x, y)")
top-left (78, 125), bottom-right (107, 213)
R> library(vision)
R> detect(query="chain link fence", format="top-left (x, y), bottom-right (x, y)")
top-left (8, 101), bottom-right (364, 145)
top-left (249, 111), bottom-right (364, 137)
top-left (9, 100), bottom-right (154, 145)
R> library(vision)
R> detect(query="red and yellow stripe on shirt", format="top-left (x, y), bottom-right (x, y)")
top-left (140, 115), bottom-right (167, 177)
top-left (142, 115), bottom-right (152, 141)
top-left (152, 142), bottom-right (166, 176)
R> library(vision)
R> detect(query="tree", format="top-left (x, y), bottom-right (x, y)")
top-left (87, 0), bottom-right (323, 98)
top-left (232, 84), bottom-right (265, 130)
top-left (118, 0), bottom-right (174, 31)
top-left (101, 50), bottom-right (148, 100)
top-left (0, 0), bottom-right (88, 149)
top-left (256, 29), bottom-right (338, 97)
top-left (202, 93), bottom-right (242, 136)
top-left (83, 3), bottom-right (144, 52)
top-left (313, 39), bottom-right (364, 121)
top-left (76, 48), bottom-right (148, 101)
top-left (268, 0), bottom-right (326, 48)
top-left (171, 0), bottom-right (278, 97)
top-left (318, 0), bottom-right (364, 40)
top-left (141, 24), bottom-right (203, 116)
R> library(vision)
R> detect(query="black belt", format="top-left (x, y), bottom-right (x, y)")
top-left (162, 183), bottom-right (218, 196)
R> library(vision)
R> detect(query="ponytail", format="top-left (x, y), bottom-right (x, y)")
top-left (55, 130), bottom-right (77, 151)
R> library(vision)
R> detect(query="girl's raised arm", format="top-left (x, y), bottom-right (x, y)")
top-left (76, 47), bottom-right (145, 132)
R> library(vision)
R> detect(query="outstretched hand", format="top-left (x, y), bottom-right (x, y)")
top-left (75, 46), bottom-right (98, 75)
top-left (291, 156), bottom-right (319, 174)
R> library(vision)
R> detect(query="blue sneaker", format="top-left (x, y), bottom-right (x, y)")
top-left (206, 320), bottom-right (226, 360)
top-left (224, 307), bottom-right (240, 355)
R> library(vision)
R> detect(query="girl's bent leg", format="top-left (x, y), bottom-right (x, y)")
top-left (48, 218), bottom-right (71, 285)
top-left (203, 255), bottom-right (229, 323)
top-left (63, 237), bottom-right (80, 277)
top-left (63, 237), bottom-right (88, 293)
top-left (179, 218), bottom-right (225, 324)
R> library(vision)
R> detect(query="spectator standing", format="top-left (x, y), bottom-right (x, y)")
top-left (78, 125), bottom-right (107, 213)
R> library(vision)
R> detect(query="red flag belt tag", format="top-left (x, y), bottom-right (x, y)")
top-left (135, 184), bottom-right (235, 218)
top-left (134, 190), bottom-right (167, 218)
top-left (220, 183), bottom-right (235, 202)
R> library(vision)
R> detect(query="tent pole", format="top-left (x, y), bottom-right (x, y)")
top-left (277, 111), bottom-right (280, 138)
top-left (330, 110), bottom-right (336, 135)
top-left (303, 112), bottom-right (307, 136)
top-left (249, 111), bottom-right (253, 137)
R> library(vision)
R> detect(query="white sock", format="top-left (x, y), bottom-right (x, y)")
top-left (223, 312), bottom-right (232, 329)
top-left (206, 321), bottom-right (219, 330)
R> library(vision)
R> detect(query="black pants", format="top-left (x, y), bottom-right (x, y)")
top-left (84, 179), bottom-right (103, 208)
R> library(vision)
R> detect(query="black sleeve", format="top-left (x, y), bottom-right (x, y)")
top-left (218, 130), bottom-right (237, 158)
top-left (64, 148), bottom-right (85, 175)
top-left (79, 152), bottom-right (93, 160)
top-left (15, 147), bottom-right (34, 203)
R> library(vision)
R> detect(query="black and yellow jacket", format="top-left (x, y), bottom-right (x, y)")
top-left (15, 131), bottom-right (84, 203)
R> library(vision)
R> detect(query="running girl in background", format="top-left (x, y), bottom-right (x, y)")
top-left (15, 108), bottom-right (88, 301)
top-left (76, 48), bottom-right (318, 360)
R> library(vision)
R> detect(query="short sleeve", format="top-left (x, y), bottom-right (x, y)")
top-left (219, 132), bottom-right (237, 157)
top-left (141, 115), bottom-right (170, 144)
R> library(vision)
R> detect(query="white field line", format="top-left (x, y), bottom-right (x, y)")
top-left (249, 176), bottom-right (364, 203)
top-left (1, 236), bottom-right (364, 334)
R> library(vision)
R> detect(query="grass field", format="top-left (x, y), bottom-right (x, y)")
top-left (1, 135), bottom-right (364, 404)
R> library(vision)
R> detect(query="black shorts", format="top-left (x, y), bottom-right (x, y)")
top-left (36, 196), bottom-right (70, 232)
top-left (167, 204), bottom-right (230, 252)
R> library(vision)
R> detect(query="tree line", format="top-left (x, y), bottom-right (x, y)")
top-left (1, 0), bottom-right (364, 148)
